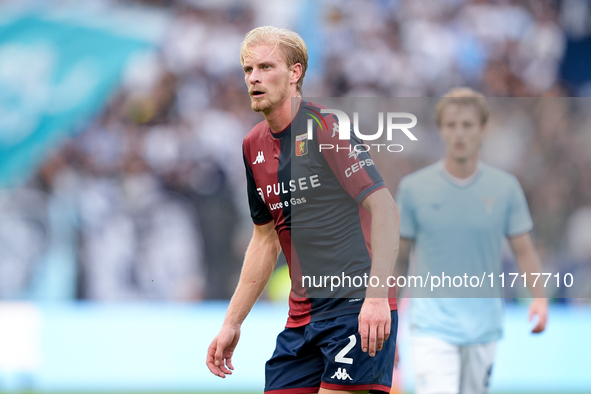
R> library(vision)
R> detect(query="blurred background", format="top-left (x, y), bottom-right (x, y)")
top-left (0, 0), bottom-right (590, 393)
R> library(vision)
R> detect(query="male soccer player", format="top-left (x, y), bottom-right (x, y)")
top-left (206, 26), bottom-right (400, 393)
top-left (395, 88), bottom-right (548, 394)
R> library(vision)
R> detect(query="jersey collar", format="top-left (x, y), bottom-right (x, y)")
top-left (437, 160), bottom-right (483, 187)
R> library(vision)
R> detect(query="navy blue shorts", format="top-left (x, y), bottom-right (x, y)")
top-left (264, 311), bottom-right (398, 393)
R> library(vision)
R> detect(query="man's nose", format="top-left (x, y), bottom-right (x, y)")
top-left (453, 126), bottom-right (465, 136)
top-left (248, 69), bottom-right (261, 84)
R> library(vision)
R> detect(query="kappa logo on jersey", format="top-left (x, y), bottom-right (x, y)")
top-left (295, 134), bottom-right (308, 156)
top-left (253, 151), bottom-right (265, 164)
top-left (331, 367), bottom-right (353, 381)
top-left (348, 150), bottom-right (360, 160)
top-left (331, 121), bottom-right (339, 138)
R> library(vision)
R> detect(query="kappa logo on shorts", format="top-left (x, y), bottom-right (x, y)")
top-left (331, 367), bottom-right (353, 381)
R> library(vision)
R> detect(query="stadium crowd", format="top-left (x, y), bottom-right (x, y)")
top-left (1, 0), bottom-right (590, 302)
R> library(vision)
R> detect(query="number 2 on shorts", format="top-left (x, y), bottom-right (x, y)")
top-left (335, 334), bottom-right (356, 364)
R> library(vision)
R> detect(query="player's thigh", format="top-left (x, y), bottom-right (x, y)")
top-left (318, 388), bottom-right (367, 394)
top-left (411, 335), bottom-right (461, 394)
top-left (265, 326), bottom-right (324, 393)
top-left (319, 311), bottom-right (397, 394)
top-left (459, 341), bottom-right (496, 394)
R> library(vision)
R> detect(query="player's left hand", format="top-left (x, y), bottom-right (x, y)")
top-left (528, 298), bottom-right (548, 333)
top-left (358, 298), bottom-right (391, 357)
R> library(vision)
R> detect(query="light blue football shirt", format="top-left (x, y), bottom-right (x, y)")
top-left (396, 161), bottom-right (533, 345)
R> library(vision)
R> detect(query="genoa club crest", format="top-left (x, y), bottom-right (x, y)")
top-left (295, 133), bottom-right (308, 156)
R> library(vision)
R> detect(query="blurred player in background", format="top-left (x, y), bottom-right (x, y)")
top-left (206, 26), bottom-right (400, 393)
top-left (395, 88), bottom-right (549, 394)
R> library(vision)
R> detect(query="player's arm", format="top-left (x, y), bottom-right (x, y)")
top-left (206, 221), bottom-right (281, 378)
top-left (509, 232), bottom-right (548, 333)
top-left (358, 188), bottom-right (400, 357)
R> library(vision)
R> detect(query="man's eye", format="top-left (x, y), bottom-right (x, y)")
top-left (245, 68), bottom-right (252, 73)
top-left (263, 65), bottom-right (271, 70)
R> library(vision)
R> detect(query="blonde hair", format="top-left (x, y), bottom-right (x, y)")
top-left (435, 87), bottom-right (489, 126)
top-left (240, 26), bottom-right (308, 94)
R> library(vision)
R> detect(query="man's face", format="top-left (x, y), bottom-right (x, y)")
top-left (242, 44), bottom-right (292, 114)
top-left (439, 103), bottom-right (486, 162)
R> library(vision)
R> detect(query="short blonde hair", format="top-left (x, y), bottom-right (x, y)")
top-left (435, 87), bottom-right (489, 126)
top-left (240, 26), bottom-right (308, 94)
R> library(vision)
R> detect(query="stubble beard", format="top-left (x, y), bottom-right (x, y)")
top-left (251, 97), bottom-right (273, 113)
top-left (250, 80), bottom-right (290, 114)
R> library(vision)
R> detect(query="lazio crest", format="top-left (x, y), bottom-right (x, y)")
top-left (295, 133), bottom-right (308, 156)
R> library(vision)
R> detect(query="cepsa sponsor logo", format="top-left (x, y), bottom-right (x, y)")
top-left (345, 158), bottom-right (374, 178)
top-left (305, 109), bottom-right (417, 153)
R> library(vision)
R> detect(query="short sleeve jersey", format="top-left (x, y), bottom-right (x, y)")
top-left (243, 101), bottom-right (397, 327)
top-left (396, 161), bottom-right (533, 344)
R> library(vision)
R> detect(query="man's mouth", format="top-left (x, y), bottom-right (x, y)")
top-left (251, 90), bottom-right (265, 98)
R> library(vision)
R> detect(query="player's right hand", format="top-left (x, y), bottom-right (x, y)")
top-left (358, 297), bottom-right (391, 357)
top-left (206, 325), bottom-right (241, 378)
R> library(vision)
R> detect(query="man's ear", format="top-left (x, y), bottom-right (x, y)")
top-left (290, 63), bottom-right (302, 85)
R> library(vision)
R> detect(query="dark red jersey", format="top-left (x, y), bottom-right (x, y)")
top-left (243, 101), bottom-right (397, 327)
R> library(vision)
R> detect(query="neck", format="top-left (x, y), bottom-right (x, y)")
top-left (444, 154), bottom-right (479, 179)
top-left (265, 94), bottom-right (301, 133)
